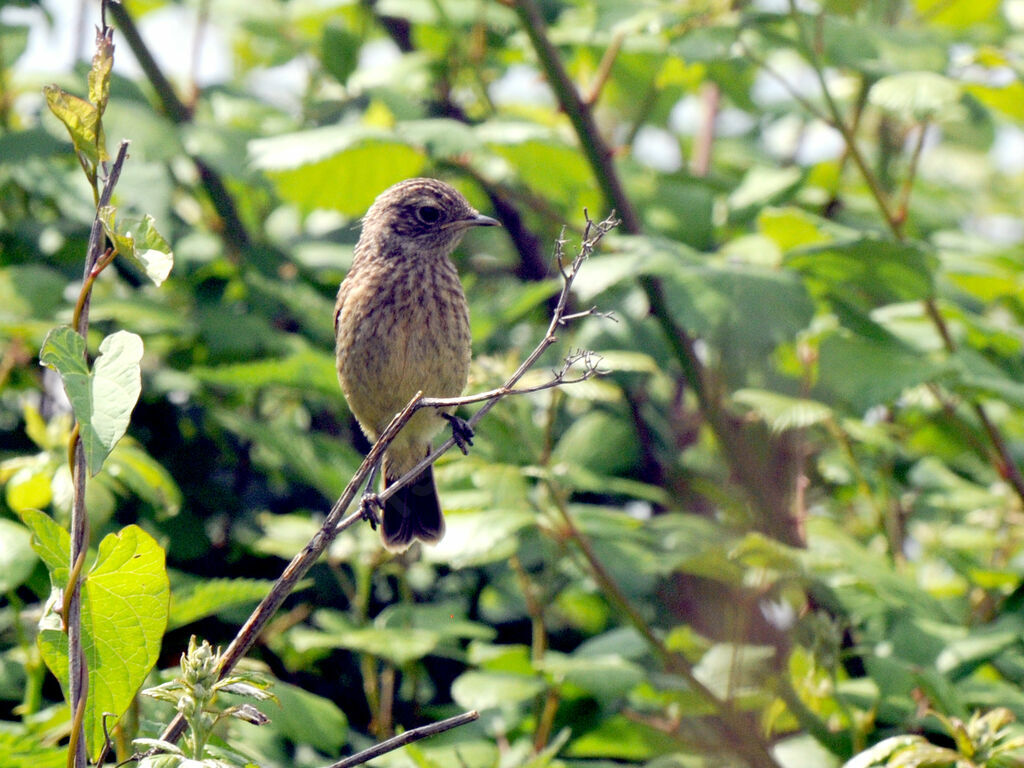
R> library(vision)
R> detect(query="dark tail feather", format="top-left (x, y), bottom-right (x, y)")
top-left (382, 465), bottom-right (445, 552)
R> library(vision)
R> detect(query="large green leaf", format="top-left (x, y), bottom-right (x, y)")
top-left (39, 328), bottom-right (144, 477)
top-left (816, 333), bottom-right (949, 412)
top-left (22, 515), bottom-right (169, 762)
top-left (786, 238), bottom-right (937, 308)
top-left (248, 126), bottom-right (426, 214)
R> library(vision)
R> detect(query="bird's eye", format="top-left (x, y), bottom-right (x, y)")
top-left (416, 205), bottom-right (441, 224)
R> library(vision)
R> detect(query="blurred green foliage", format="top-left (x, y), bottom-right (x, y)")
top-left (4, 0), bottom-right (1024, 766)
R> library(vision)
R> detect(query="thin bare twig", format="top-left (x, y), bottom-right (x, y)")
top-left (374, 213), bottom-right (618, 507)
top-left (153, 213), bottom-right (617, 751)
top-left (324, 710), bottom-right (479, 768)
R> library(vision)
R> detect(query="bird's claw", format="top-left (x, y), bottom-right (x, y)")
top-left (358, 493), bottom-right (383, 529)
top-left (442, 413), bottom-right (474, 455)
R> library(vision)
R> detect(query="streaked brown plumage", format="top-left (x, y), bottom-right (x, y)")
top-left (334, 178), bottom-right (499, 551)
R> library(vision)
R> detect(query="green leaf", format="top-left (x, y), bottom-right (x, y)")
top-left (98, 207), bottom-right (174, 286)
top-left (565, 714), bottom-right (677, 760)
top-left (248, 126), bottom-right (426, 214)
top-left (0, 519), bottom-right (39, 592)
top-left (87, 28), bottom-right (113, 115)
top-left (292, 610), bottom-right (441, 666)
top-left (43, 85), bottom-right (105, 165)
top-left (728, 166), bottom-right (804, 218)
top-left (19, 508), bottom-right (70, 581)
top-left (732, 389), bottom-right (834, 432)
top-left (913, 0), bottom-right (1000, 28)
top-left (0, 731), bottom-right (66, 768)
top-left (168, 577), bottom-right (275, 630)
top-left (450, 670), bottom-right (545, 711)
top-left (40, 328), bottom-right (144, 476)
top-left (539, 651), bottom-right (644, 700)
top-left (815, 333), bottom-right (949, 412)
top-left (786, 237), bottom-right (936, 307)
top-left (259, 681), bottom-right (348, 754)
top-left (424, 509), bottom-right (534, 568)
top-left (869, 72), bottom-right (963, 121)
top-left (321, 24), bottom-right (360, 85)
top-left (37, 525), bottom-right (169, 761)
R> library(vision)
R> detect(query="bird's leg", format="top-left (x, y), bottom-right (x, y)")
top-left (358, 461), bottom-right (383, 529)
top-left (442, 412), bottom-right (474, 455)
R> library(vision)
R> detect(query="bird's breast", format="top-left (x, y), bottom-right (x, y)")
top-left (336, 257), bottom-right (471, 435)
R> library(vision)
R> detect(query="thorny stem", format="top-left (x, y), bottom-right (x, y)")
top-left (153, 214), bottom-right (616, 752)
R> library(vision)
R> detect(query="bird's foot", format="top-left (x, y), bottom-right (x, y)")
top-left (358, 493), bottom-right (383, 529)
top-left (443, 413), bottom-right (474, 455)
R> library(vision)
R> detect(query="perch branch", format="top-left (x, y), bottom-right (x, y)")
top-left (375, 213), bottom-right (617, 507)
top-left (151, 213), bottom-right (617, 751)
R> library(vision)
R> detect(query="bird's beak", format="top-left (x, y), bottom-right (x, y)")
top-left (446, 213), bottom-right (501, 230)
top-left (471, 214), bottom-right (501, 227)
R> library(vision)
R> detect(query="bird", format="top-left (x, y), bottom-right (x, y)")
top-left (334, 178), bottom-right (499, 551)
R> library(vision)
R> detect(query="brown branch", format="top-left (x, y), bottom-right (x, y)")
top-left (323, 710), bottom-right (479, 768)
top-left (153, 213), bottom-right (616, 750)
top-left (375, 214), bottom-right (617, 507)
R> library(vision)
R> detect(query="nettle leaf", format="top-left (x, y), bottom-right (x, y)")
top-left (248, 126), bottom-right (426, 214)
top-left (815, 333), bottom-right (950, 413)
top-left (36, 525), bottom-right (169, 762)
top-left (168, 577), bottom-right (276, 630)
top-left (40, 328), bottom-right (144, 477)
top-left (43, 85), bottom-right (106, 164)
top-left (98, 207), bottom-right (174, 286)
top-left (786, 237), bottom-right (936, 307)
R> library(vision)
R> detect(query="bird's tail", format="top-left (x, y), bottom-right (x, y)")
top-left (381, 462), bottom-right (445, 552)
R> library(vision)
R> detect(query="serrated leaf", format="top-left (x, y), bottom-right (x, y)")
top-left (43, 85), bottom-right (105, 165)
top-left (40, 328), bottom-right (144, 476)
top-left (38, 525), bottom-right (169, 761)
top-left (265, 682), bottom-right (348, 755)
top-left (248, 126), bottom-right (425, 214)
